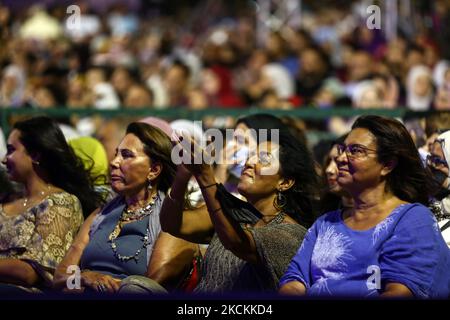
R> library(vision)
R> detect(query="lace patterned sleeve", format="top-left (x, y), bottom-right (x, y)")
top-left (17, 192), bottom-right (84, 285)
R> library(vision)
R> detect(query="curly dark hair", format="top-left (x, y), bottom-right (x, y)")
top-left (352, 115), bottom-right (434, 205)
top-left (276, 130), bottom-right (321, 228)
top-left (125, 122), bottom-right (176, 194)
top-left (13, 116), bottom-right (104, 216)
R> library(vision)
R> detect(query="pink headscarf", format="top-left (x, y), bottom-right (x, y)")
top-left (139, 117), bottom-right (173, 138)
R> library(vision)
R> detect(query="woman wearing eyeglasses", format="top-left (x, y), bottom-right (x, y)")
top-left (427, 130), bottom-right (450, 248)
top-left (279, 115), bottom-right (450, 298)
top-left (160, 127), bottom-right (320, 293)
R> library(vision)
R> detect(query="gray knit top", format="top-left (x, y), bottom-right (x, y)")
top-left (194, 184), bottom-right (307, 293)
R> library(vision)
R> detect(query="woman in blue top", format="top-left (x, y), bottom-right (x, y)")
top-left (53, 122), bottom-right (198, 294)
top-left (279, 115), bottom-right (450, 298)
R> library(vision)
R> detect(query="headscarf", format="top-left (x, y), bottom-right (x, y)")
top-left (352, 80), bottom-right (381, 108)
top-left (406, 65), bottom-right (433, 111)
top-left (170, 119), bottom-right (205, 145)
top-left (93, 83), bottom-right (120, 110)
top-left (433, 60), bottom-right (450, 88)
top-left (1, 65), bottom-right (26, 107)
top-left (68, 136), bottom-right (109, 185)
top-left (139, 117), bottom-right (173, 138)
top-left (261, 63), bottom-right (295, 99)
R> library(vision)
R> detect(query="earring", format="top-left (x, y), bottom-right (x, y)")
top-left (32, 160), bottom-right (40, 166)
top-left (274, 190), bottom-right (287, 211)
top-left (147, 179), bottom-right (152, 192)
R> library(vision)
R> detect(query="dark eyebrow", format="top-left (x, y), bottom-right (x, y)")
top-left (119, 148), bottom-right (135, 154)
top-left (343, 143), bottom-right (372, 148)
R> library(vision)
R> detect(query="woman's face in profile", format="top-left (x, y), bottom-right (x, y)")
top-left (109, 133), bottom-right (152, 196)
top-left (325, 145), bottom-right (343, 194)
top-left (2, 129), bottom-right (34, 183)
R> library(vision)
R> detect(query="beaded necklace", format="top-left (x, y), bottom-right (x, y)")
top-left (108, 194), bottom-right (158, 262)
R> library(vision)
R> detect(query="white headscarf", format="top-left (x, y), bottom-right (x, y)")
top-left (406, 65), bottom-right (433, 111)
top-left (433, 60), bottom-right (450, 88)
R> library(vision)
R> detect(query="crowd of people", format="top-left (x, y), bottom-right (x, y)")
top-left (0, 112), bottom-right (449, 298)
top-left (0, 0), bottom-right (450, 299)
top-left (1, 1), bottom-right (450, 135)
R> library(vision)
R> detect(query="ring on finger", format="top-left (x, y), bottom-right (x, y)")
top-left (96, 282), bottom-right (107, 292)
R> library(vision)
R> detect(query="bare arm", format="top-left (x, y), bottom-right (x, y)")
top-left (146, 231), bottom-right (199, 290)
top-left (194, 166), bottom-right (259, 264)
top-left (278, 281), bottom-right (307, 296)
top-left (380, 283), bottom-right (414, 298)
top-left (0, 259), bottom-right (39, 286)
top-left (52, 209), bottom-right (99, 290)
top-left (53, 208), bottom-right (122, 293)
top-left (174, 134), bottom-right (259, 263)
top-left (160, 165), bottom-right (214, 244)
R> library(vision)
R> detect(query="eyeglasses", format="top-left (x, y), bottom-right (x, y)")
top-left (426, 154), bottom-right (448, 168)
top-left (247, 150), bottom-right (277, 166)
top-left (336, 143), bottom-right (377, 159)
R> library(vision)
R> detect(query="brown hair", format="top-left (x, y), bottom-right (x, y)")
top-left (352, 115), bottom-right (434, 205)
top-left (126, 122), bottom-right (176, 194)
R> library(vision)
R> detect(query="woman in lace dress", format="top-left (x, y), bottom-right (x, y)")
top-left (0, 116), bottom-right (101, 293)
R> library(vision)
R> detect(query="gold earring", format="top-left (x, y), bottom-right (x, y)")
top-left (147, 179), bottom-right (152, 192)
top-left (274, 190), bottom-right (286, 211)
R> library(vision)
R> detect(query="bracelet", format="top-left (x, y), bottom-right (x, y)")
top-left (210, 207), bottom-right (222, 214)
top-left (199, 182), bottom-right (218, 190)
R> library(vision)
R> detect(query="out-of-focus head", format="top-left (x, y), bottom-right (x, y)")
top-left (324, 135), bottom-right (347, 195)
top-left (170, 119), bottom-right (204, 145)
top-left (69, 136), bottom-right (109, 185)
top-left (124, 84), bottom-right (154, 109)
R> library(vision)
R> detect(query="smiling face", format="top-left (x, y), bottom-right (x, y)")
top-left (2, 129), bottom-right (34, 183)
top-left (109, 133), bottom-right (154, 197)
top-left (335, 128), bottom-right (386, 192)
top-left (237, 140), bottom-right (282, 201)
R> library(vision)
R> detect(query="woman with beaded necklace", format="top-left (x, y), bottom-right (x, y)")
top-left (53, 122), bottom-right (198, 294)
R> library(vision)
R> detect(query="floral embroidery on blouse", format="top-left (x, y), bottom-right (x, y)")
top-left (0, 192), bottom-right (84, 284)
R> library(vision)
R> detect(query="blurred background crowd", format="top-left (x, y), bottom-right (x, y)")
top-left (1, 0), bottom-right (450, 160)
